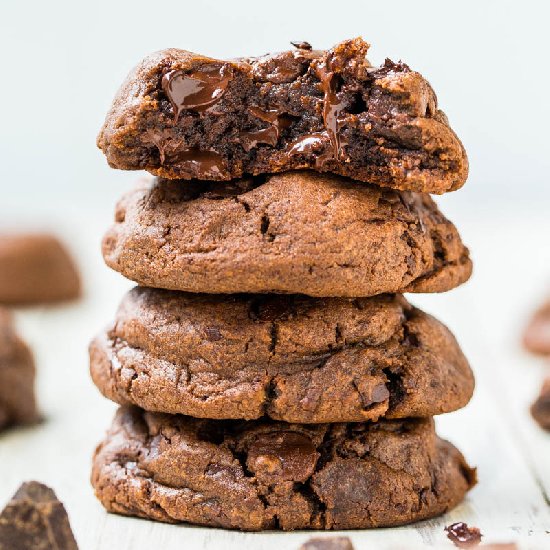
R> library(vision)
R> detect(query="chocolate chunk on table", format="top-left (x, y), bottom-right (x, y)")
top-left (445, 522), bottom-right (483, 548)
top-left (0, 481), bottom-right (78, 550)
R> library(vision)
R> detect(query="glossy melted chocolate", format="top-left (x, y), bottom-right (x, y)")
top-left (162, 64), bottom-right (232, 120)
top-left (159, 42), bottom-right (358, 175)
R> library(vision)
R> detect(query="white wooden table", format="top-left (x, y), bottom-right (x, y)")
top-left (0, 201), bottom-right (549, 549)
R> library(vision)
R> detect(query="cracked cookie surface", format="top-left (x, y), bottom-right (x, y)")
top-left (102, 171), bottom-right (472, 297)
top-left (91, 406), bottom-right (476, 530)
top-left (89, 288), bottom-right (474, 423)
top-left (0, 308), bottom-right (38, 431)
top-left (97, 38), bottom-right (468, 194)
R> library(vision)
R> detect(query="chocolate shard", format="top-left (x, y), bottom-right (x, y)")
top-left (445, 522), bottom-right (483, 548)
top-left (0, 481), bottom-right (78, 550)
top-left (299, 537), bottom-right (354, 550)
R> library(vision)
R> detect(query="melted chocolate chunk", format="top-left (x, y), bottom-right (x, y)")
top-left (0, 481), bottom-right (78, 550)
top-left (445, 522), bottom-right (483, 548)
top-left (531, 378), bottom-right (550, 430)
top-left (246, 432), bottom-right (319, 483)
top-left (165, 148), bottom-right (229, 179)
top-left (239, 107), bottom-right (293, 151)
top-left (161, 64), bottom-right (231, 121)
top-left (285, 53), bottom-right (348, 167)
top-left (299, 537), bottom-right (354, 550)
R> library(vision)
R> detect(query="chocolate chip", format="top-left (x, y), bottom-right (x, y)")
top-left (291, 41), bottom-right (312, 51)
top-left (445, 522), bottom-right (482, 548)
top-left (204, 326), bottom-right (223, 341)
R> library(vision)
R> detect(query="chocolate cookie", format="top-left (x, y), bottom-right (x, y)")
top-left (103, 172), bottom-right (472, 297)
top-left (0, 308), bottom-right (38, 431)
top-left (531, 377), bottom-right (550, 431)
top-left (0, 234), bottom-right (81, 305)
top-left (91, 407), bottom-right (476, 531)
top-left (523, 298), bottom-right (550, 355)
top-left (90, 288), bottom-right (474, 423)
top-left (97, 38), bottom-right (468, 194)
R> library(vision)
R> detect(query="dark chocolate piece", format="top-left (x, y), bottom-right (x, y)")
top-left (0, 481), bottom-right (78, 550)
top-left (98, 38), bottom-right (468, 194)
top-left (445, 522), bottom-right (483, 548)
top-left (291, 41), bottom-right (313, 51)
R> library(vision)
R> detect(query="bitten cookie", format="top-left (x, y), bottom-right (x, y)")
top-left (91, 407), bottom-right (476, 531)
top-left (102, 172), bottom-right (472, 297)
top-left (0, 234), bottom-right (81, 305)
top-left (0, 308), bottom-right (38, 430)
top-left (97, 38), bottom-right (468, 194)
top-left (90, 289), bottom-right (474, 423)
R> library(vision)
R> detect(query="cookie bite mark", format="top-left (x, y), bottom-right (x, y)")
top-left (98, 38), bottom-right (468, 193)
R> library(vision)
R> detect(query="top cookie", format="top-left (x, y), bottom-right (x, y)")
top-left (97, 38), bottom-right (468, 194)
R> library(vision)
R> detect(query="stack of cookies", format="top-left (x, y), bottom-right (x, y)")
top-left (91, 38), bottom-right (476, 531)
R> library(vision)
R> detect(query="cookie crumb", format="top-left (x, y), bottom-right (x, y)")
top-left (445, 522), bottom-right (482, 548)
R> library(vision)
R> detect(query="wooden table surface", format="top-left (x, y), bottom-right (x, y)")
top-left (1, 203), bottom-right (549, 550)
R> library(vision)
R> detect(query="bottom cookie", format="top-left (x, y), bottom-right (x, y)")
top-left (91, 407), bottom-right (476, 531)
